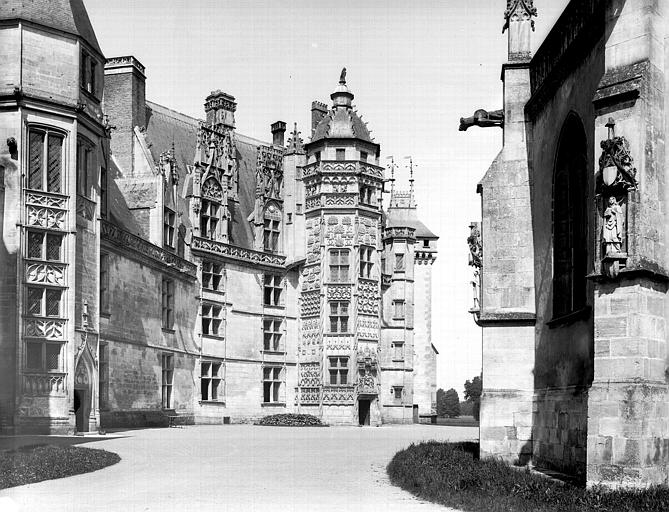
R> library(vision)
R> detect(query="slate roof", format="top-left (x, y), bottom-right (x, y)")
top-left (1, 0), bottom-right (102, 54)
top-left (312, 108), bottom-right (373, 143)
top-left (142, 100), bottom-right (269, 250)
top-left (386, 203), bottom-right (438, 239)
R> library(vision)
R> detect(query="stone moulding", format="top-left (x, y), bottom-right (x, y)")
top-left (302, 161), bottom-right (384, 180)
top-left (101, 220), bottom-right (197, 277)
top-left (322, 385), bottom-right (354, 405)
top-left (22, 372), bottom-right (67, 396)
top-left (191, 236), bottom-right (286, 268)
top-left (383, 227), bottom-right (416, 241)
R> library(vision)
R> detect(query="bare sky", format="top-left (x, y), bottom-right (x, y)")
top-left (85, 0), bottom-right (569, 396)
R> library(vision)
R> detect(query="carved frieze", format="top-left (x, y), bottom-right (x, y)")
top-left (327, 285), bottom-right (351, 301)
top-left (322, 385), bottom-right (354, 405)
top-left (299, 363), bottom-right (321, 387)
top-left (23, 372), bottom-right (66, 395)
top-left (26, 192), bottom-right (67, 209)
top-left (102, 220), bottom-right (198, 276)
top-left (301, 317), bottom-right (320, 346)
top-left (191, 236), bottom-right (286, 268)
top-left (201, 178), bottom-right (224, 201)
top-left (358, 279), bottom-right (379, 315)
top-left (324, 335), bottom-right (353, 351)
top-left (325, 215), bottom-right (354, 247)
top-left (26, 263), bottom-right (66, 286)
top-left (27, 206), bottom-right (66, 230)
top-left (358, 217), bottom-right (377, 246)
top-left (357, 315), bottom-right (379, 340)
top-left (301, 291), bottom-right (321, 317)
top-left (383, 227), bottom-right (415, 241)
top-left (296, 387), bottom-right (320, 405)
top-left (25, 319), bottom-right (65, 340)
top-left (325, 194), bottom-right (356, 207)
top-left (302, 265), bottom-right (321, 292)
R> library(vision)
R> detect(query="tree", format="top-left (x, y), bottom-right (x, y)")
top-left (436, 388), bottom-right (447, 417)
top-left (464, 374), bottom-right (482, 421)
top-left (443, 388), bottom-right (461, 418)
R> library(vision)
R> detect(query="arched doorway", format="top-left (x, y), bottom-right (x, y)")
top-left (74, 350), bottom-right (95, 432)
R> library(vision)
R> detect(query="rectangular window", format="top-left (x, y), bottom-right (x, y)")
top-left (263, 218), bottom-right (280, 253)
top-left (360, 151), bottom-right (368, 162)
top-left (27, 231), bottom-right (63, 261)
top-left (336, 148), bottom-right (345, 161)
top-left (329, 301), bottom-right (349, 333)
top-left (163, 208), bottom-right (176, 249)
top-left (200, 199), bottom-right (219, 239)
top-left (315, 151), bottom-right (321, 162)
top-left (359, 185), bottom-right (374, 205)
top-left (26, 287), bottom-right (61, 317)
top-left (391, 341), bottom-right (405, 361)
top-left (25, 341), bottom-right (62, 371)
top-left (202, 261), bottom-right (223, 291)
top-left (263, 274), bottom-right (282, 306)
top-left (28, 129), bottom-right (63, 193)
top-left (161, 353), bottom-right (174, 408)
top-left (328, 356), bottom-right (348, 385)
top-left (329, 249), bottom-right (350, 283)
top-left (77, 138), bottom-right (94, 198)
top-left (263, 318), bottom-right (283, 352)
top-left (201, 303), bottom-right (223, 336)
top-left (395, 253), bottom-right (405, 272)
top-left (263, 366), bottom-right (284, 403)
top-left (100, 253), bottom-right (109, 313)
top-left (393, 300), bottom-right (405, 319)
top-left (100, 167), bottom-right (108, 219)
top-left (360, 246), bottom-right (373, 278)
top-left (201, 361), bottom-right (222, 401)
top-left (81, 51), bottom-right (98, 97)
top-left (161, 278), bottom-right (174, 329)
top-left (393, 386), bottom-right (404, 401)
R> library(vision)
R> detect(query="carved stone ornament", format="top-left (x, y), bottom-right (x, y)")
top-left (459, 109), bottom-right (504, 131)
top-left (503, 0), bottom-right (538, 33)
top-left (597, 118), bottom-right (637, 193)
top-left (467, 222), bottom-right (482, 316)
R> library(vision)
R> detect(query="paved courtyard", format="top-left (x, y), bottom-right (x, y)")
top-left (0, 424), bottom-right (477, 512)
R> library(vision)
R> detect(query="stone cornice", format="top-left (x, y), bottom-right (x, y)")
top-left (383, 227), bottom-right (416, 241)
top-left (476, 311), bottom-right (536, 327)
top-left (191, 236), bottom-right (286, 269)
top-left (100, 220), bottom-right (197, 278)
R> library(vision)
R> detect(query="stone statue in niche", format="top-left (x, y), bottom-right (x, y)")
top-left (602, 196), bottom-right (624, 255)
top-left (597, 118), bottom-right (637, 279)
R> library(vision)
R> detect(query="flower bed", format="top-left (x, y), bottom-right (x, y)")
top-left (255, 413), bottom-right (327, 427)
top-left (387, 441), bottom-right (669, 512)
top-left (0, 444), bottom-right (120, 489)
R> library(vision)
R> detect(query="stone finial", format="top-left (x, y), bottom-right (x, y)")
top-left (339, 67), bottom-right (347, 84)
top-left (503, 0), bottom-right (537, 61)
top-left (286, 123), bottom-right (305, 155)
top-left (503, 0), bottom-right (537, 33)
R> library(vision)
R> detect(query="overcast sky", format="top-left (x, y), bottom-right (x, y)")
top-left (85, 0), bottom-right (569, 396)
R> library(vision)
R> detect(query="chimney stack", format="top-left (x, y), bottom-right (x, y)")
top-left (104, 56), bottom-right (147, 174)
top-left (311, 101), bottom-right (328, 135)
top-left (204, 90), bottom-right (237, 129)
top-left (271, 121), bottom-right (286, 147)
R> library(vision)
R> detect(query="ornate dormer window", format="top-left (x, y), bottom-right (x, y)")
top-left (263, 203), bottom-right (281, 253)
top-left (200, 178), bottom-right (223, 240)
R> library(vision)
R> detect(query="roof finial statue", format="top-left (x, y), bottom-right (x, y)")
top-left (339, 67), bottom-right (347, 84)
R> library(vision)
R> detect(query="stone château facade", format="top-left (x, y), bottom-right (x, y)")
top-left (0, 0), bottom-right (438, 433)
top-left (467, 0), bottom-right (669, 488)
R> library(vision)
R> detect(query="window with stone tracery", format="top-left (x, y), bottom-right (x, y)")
top-left (329, 301), bottom-right (349, 333)
top-left (328, 357), bottom-right (348, 385)
top-left (329, 249), bottom-right (350, 283)
top-left (27, 231), bottom-right (63, 261)
top-left (360, 246), bottom-right (374, 278)
top-left (200, 178), bottom-right (223, 240)
top-left (26, 341), bottom-right (61, 372)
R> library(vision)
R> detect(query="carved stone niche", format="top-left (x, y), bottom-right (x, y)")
top-left (596, 119), bottom-right (637, 279)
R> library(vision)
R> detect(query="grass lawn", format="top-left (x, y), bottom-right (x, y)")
top-left (387, 441), bottom-right (669, 512)
top-left (0, 444), bottom-right (120, 489)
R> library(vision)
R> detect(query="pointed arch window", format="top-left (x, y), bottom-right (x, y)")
top-left (552, 115), bottom-right (588, 319)
top-left (200, 178), bottom-right (223, 240)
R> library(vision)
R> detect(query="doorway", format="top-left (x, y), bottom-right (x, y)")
top-left (358, 399), bottom-right (371, 426)
top-left (74, 388), bottom-right (89, 432)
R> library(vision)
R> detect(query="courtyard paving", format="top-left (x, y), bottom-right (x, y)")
top-left (0, 424), bottom-right (477, 511)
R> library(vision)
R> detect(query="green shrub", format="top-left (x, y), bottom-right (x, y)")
top-left (256, 413), bottom-right (327, 427)
top-left (0, 444), bottom-right (120, 489)
top-left (387, 441), bottom-right (669, 512)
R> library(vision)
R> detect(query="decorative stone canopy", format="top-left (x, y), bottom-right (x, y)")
top-left (311, 69), bottom-right (373, 143)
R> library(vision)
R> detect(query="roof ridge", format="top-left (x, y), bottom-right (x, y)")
top-left (146, 101), bottom-right (202, 127)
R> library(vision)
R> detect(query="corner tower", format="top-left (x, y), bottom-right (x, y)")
top-left (298, 70), bottom-right (385, 425)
